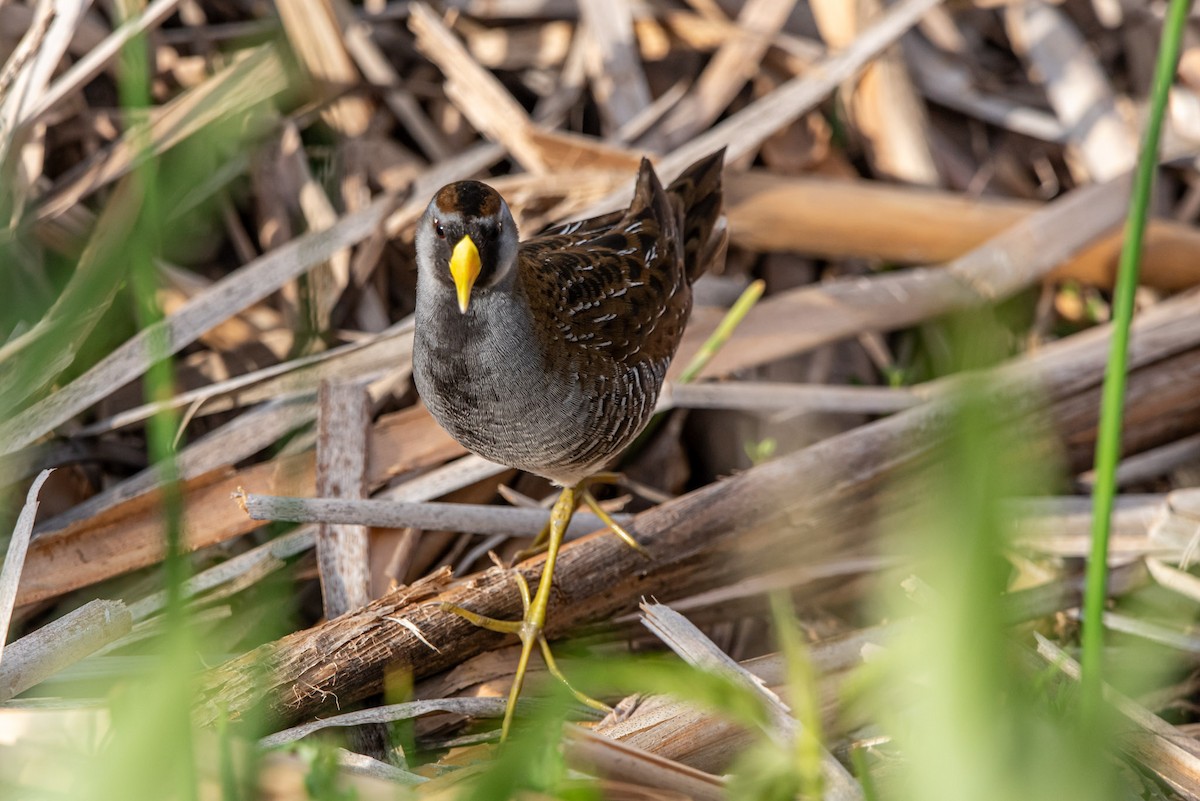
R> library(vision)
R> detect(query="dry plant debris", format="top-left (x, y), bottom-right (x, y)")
top-left (3, 0), bottom-right (1200, 799)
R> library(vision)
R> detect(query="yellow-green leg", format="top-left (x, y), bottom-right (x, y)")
top-left (441, 484), bottom-right (593, 741)
top-left (579, 488), bottom-right (648, 557)
top-left (524, 473), bottom-right (649, 558)
top-left (501, 483), bottom-right (569, 741)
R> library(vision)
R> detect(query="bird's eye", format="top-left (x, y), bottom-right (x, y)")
top-left (434, 221), bottom-right (446, 239)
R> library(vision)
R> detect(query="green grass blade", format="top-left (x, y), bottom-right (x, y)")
top-left (677, 278), bottom-right (765, 383)
top-left (621, 278), bottom-right (765, 462)
top-left (1080, 0), bottom-right (1192, 726)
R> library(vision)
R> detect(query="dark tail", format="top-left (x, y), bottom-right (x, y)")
top-left (667, 148), bottom-right (727, 283)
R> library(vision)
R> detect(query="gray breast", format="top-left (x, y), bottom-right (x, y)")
top-left (413, 289), bottom-right (662, 486)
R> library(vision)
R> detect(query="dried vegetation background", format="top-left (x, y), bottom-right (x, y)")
top-left (5, 0), bottom-right (1200, 797)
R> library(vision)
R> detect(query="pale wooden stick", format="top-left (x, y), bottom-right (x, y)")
top-left (723, 170), bottom-right (1200, 291)
top-left (597, 566), bottom-right (1144, 773)
top-left (907, 37), bottom-right (1067, 143)
top-left (1146, 558), bottom-right (1200, 605)
top-left (0, 470), bottom-right (52, 663)
top-left (242, 494), bottom-right (632, 538)
top-left (272, 120), bottom-right (353, 336)
top-left (640, 602), bottom-right (863, 800)
top-left (260, 697), bottom-right (508, 747)
top-left (1147, 489), bottom-right (1200, 558)
top-left (1006, 3), bottom-right (1136, 183)
top-left (1009, 494), bottom-right (1175, 558)
top-left (579, 0), bottom-right (652, 136)
top-left (563, 726), bottom-right (727, 801)
top-left (1087, 610), bottom-right (1200, 654)
top-left (336, 750), bottom-right (426, 785)
top-left (1078, 433), bottom-right (1200, 490)
top-left (0, 599), bottom-right (132, 702)
top-left (642, 603), bottom-right (791, 731)
top-left (316, 381), bottom-right (372, 616)
top-left (0, 2), bottom-right (53, 120)
top-left (382, 454), bottom-right (507, 504)
top-left (466, 20), bottom-right (574, 71)
top-left (659, 381), bottom-right (923, 414)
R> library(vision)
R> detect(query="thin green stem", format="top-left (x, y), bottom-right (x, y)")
top-left (117, 7), bottom-right (195, 800)
top-left (677, 279), bottom-right (765, 383)
top-left (622, 278), bottom-right (766, 460)
top-left (849, 746), bottom-right (880, 801)
top-left (1080, 0), bottom-right (1191, 728)
top-left (500, 485), bottom-right (576, 742)
top-left (769, 591), bottom-right (826, 800)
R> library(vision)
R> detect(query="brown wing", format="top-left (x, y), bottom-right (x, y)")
top-left (540, 209), bottom-right (625, 242)
top-left (518, 158), bottom-right (690, 370)
top-left (540, 148), bottom-right (727, 282)
top-left (665, 148), bottom-right (727, 283)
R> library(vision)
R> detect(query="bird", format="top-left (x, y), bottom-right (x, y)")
top-left (412, 149), bottom-right (727, 740)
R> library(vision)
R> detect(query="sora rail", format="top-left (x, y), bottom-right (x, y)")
top-left (413, 150), bottom-right (727, 740)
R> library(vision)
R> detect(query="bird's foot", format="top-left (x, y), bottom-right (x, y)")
top-left (579, 486), bottom-right (648, 558)
top-left (442, 485), bottom-right (608, 740)
top-left (439, 601), bottom-right (522, 635)
top-left (441, 562), bottom-right (608, 740)
top-left (520, 473), bottom-right (648, 560)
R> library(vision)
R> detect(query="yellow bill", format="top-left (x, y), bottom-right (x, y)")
top-left (449, 235), bottom-right (481, 313)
